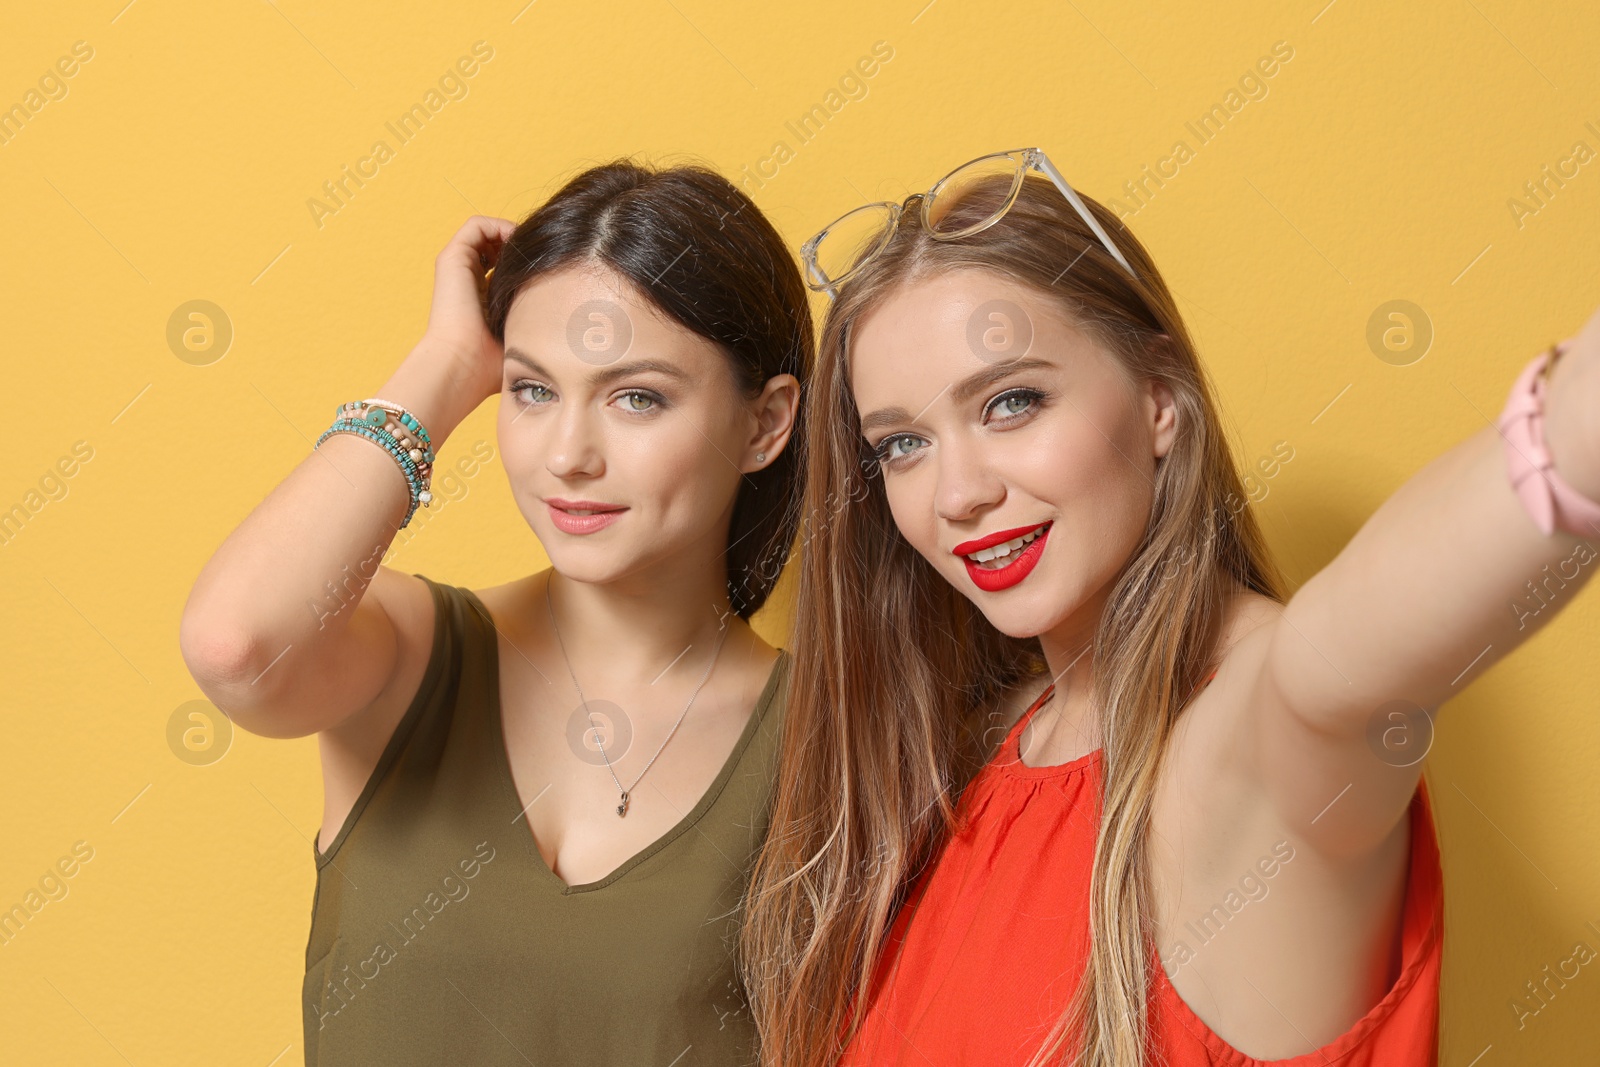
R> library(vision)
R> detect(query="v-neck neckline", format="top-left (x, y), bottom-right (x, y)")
top-left (461, 585), bottom-right (788, 896)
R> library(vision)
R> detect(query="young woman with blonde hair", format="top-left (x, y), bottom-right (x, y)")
top-left (742, 148), bottom-right (1600, 1065)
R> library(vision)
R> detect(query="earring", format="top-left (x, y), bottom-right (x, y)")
top-left (755, 452), bottom-right (766, 463)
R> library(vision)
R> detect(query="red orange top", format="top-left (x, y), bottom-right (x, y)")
top-left (840, 677), bottom-right (1443, 1066)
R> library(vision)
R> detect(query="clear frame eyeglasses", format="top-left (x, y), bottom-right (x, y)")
top-left (799, 147), bottom-right (1139, 298)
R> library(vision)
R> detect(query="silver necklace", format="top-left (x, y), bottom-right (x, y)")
top-left (545, 578), bottom-right (730, 818)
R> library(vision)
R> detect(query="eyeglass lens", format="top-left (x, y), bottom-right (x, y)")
top-left (809, 203), bottom-right (898, 288)
top-left (924, 154), bottom-right (1024, 237)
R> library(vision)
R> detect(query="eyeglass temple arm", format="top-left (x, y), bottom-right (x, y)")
top-left (808, 264), bottom-right (841, 300)
top-left (1031, 152), bottom-right (1139, 280)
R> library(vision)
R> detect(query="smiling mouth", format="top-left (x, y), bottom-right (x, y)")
top-left (546, 499), bottom-right (626, 515)
top-left (963, 524), bottom-right (1050, 569)
top-left (543, 499), bottom-right (628, 535)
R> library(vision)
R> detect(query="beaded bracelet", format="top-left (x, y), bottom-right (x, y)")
top-left (321, 400), bottom-right (437, 481)
top-left (349, 398), bottom-right (434, 450)
top-left (314, 399), bottom-right (437, 529)
top-left (333, 398), bottom-right (436, 484)
top-left (317, 419), bottom-right (429, 525)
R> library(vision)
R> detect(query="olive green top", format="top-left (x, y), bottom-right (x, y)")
top-left (303, 573), bottom-right (791, 1066)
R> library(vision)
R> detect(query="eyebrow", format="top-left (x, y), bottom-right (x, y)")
top-left (504, 346), bottom-right (694, 388)
top-left (857, 357), bottom-right (1058, 434)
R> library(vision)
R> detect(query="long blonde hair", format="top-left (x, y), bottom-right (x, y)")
top-left (740, 174), bottom-right (1289, 1066)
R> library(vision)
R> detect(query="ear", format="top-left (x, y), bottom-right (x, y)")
top-left (1145, 333), bottom-right (1179, 461)
top-left (742, 373), bottom-right (802, 473)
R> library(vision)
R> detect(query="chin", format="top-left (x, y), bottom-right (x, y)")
top-left (534, 532), bottom-right (634, 583)
top-left (977, 607), bottom-right (1058, 641)
top-left (952, 569), bottom-right (1077, 641)
top-left (543, 530), bottom-right (701, 594)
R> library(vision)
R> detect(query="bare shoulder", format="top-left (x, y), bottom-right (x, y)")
top-left (371, 567), bottom-right (437, 645)
top-left (314, 567), bottom-right (443, 854)
top-left (1147, 588), bottom-right (1290, 878)
top-left (320, 568), bottom-right (438, 746)
top-left (1207, 588), bottom-right (1286, 679)
top-left (738, 620), bottom-right (783, 675)
top-left (1162, 587), bottom-right (1286, 779)
top-left (463, 572), bottom-right (540, 640)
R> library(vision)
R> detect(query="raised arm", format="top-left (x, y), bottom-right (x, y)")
top-left (1246, 304), bottom-right (1600, 853)
top-left (178, 216), bottom-right (512, 738)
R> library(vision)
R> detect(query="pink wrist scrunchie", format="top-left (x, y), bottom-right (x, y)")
top-left (1496, 341), bottom-right (1600, 538)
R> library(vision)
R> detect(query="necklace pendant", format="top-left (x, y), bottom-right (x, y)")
top-left (617, 792), bottom-right (630, 818)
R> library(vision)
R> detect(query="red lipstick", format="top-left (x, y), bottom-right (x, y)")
top-left (952, 522), bottom-right (1051, 556)
top-left (953, 521), bottom-right (1052, 593)
top-left (544, 498), bottom-right (627, 535)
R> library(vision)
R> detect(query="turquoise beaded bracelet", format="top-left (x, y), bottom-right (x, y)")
top-left (315, 420), bottom-right (430, 527)
top-left (332, 398), bottom-right (437, 461)
top-left (314, 399), bottom-right (437, 529)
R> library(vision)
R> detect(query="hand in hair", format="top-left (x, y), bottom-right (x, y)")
top-left (420, 214), bottom-right (519, 400)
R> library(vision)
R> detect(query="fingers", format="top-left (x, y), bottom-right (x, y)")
top-left (452, 214), bottom-right (516, 245)
top-left (437, 215), bottom-right (518, 278)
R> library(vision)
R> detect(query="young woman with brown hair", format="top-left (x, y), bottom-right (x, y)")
top-left (742, 148), bottom-right (1600, 1065)
top-left (180, 160), bottom-right (811, 1064)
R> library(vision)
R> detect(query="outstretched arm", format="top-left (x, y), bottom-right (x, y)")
top-left (1246, 304), bottom-right (1600, 854)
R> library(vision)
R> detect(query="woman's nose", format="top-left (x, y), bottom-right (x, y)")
top-left (934, 436), bottom-right (1005, 523)
top-left (544, 410), bottom-right (605, 480)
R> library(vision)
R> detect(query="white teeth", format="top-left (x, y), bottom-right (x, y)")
top-left (965, 525), bottom-right (1046, 565)
top-left (570, 509), bottom-right (595, 515)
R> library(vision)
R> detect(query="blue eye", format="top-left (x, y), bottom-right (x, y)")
top-left (985, 388), bottom-right (1042, 421)
top-left (873, 433), bottom-right (927, 465)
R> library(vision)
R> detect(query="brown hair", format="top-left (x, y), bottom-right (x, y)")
top-left (484, 158), bottom-right (813, 618)
top-left (740, 173), bottom-right (1289, 1065)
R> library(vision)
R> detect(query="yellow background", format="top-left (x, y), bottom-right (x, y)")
top-left (3, 0), bottom-right (1598, 1062)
